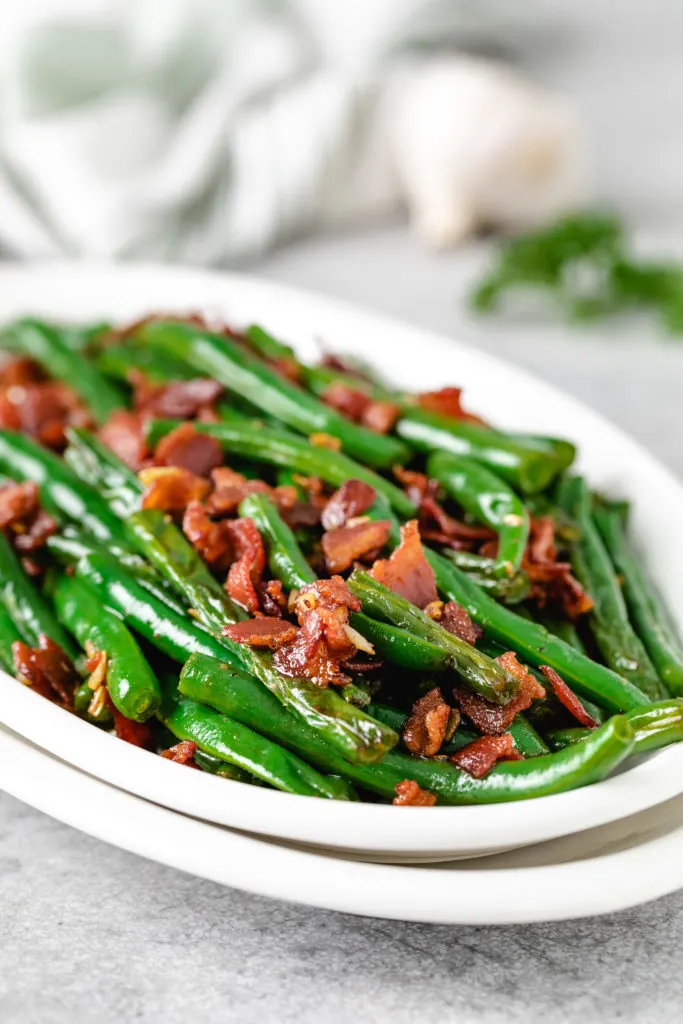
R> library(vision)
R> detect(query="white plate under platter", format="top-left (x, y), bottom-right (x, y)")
top-left (1, 261), bottom-right (683, 861)
top-left (3, 722), bottom-right (683, 925)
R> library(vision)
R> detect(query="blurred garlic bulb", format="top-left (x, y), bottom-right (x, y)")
top-left (385, 57), bottom-right (586, 248)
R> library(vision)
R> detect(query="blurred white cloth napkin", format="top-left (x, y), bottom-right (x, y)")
top-left (0, 0), bottom-right (551, 264)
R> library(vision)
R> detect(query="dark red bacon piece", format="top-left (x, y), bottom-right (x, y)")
top-left (454, 651), bottom-right (546, 735)
top-left (321, 480), bottom-right (376, 531)
top-left (99, 410), bottom-right (149, 470)
top-left (370, 519), bottom-right (438, 609)
top-left (402, 687), bottom-right (457, 758)
top-left (12, 635), bottom-right (78, 706)
top-left (224, 517), bottom-right (266, 615)
top-left (161, 741), bottom-right (199, 767)
top-left (540, 665), bottom-right (600, 728)
top-left (451, 734), bottom-right (523, 778)
top-left (322, 519), bottom-right (391, 574)
top-left (393, 780), bottom-right (437, 806)
top-left (223, 618), bottom-right (298, 649)
top-left (139, 466), bottom-right (210, 513)
top-left (154, 423), bottom-right (223, 478)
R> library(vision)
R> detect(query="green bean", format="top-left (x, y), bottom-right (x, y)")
top-left (594, 503), bottom-right (683, 695)
top-left (557, 476), bottom-right (664, 700)
top-left (426, 549), bottom-right (649, 713)
top-left (347, 569), bottom-right (519, 705)
top-left (1, 318), bottom-right (125, 423)
top-left (97, 344), bottom-right (195, 384)
top-left (64, 427), bottom-right (142, 519)
top-left (73, 678), bottom-right (114, 726)
top-left (135, 320), bottom-right (410, 468)
top-left (427, 451), bottom-right (530, 574)
top-left (546, 699), bottom-right (683, 756)
top-left (53, 574), bottom-right (162, 721)
top-left (0, 531), bottom-right (78, 658)
top-left (0, 601), bottom-right (22, 672)
top-left (0, 430), bottom-right (128, 545)
top-left (396, 408), bottom-right (564, 494)
top-left (441, 549), bottom-right (530, 603)
top-left (193, 748), bottom-right (260, 783)
top-left (146, 418), bottom-right (415, 517)
top-left (163, 691), bottom-right (355, 800)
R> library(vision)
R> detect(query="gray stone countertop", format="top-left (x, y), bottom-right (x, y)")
top-left (4, 2), bottom-right (683, 1020)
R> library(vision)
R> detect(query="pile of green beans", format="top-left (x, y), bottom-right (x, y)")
top-left (1, 311), bottom-right (682, 806)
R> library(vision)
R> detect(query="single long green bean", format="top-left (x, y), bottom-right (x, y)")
top-left (347, 569), bottom-right (520, 706)
top-left (594, 503), bottom-right (683, 695)
top-left (64, 427), bottom-right (142, 518)
top-left (53, 574), bottom-right (162, 721)
top-left (163, 692), bottom-right (355, 800)
top-left (0, 531), bottom-right (78, 658)
top-left (0, 430), bottom-right (128, 545)
top-left (1, 318), bottom-right (125, 423)
top-left (97, 343), bottom-right (196, 384)
top-left (442, 549), bottom-right (530, 604)
top-left (557, 476), bottom-right (664, 700)
top-left (145, 418), bottom-right (415, 517)
top-left (427, 549), bottom-right (649, 713)
top-left (0, 602), bottom-right (22, 672)
top-left (427, 450), bottom-right (530, 574)
top-left (135, 320), bottom-right (410, 468)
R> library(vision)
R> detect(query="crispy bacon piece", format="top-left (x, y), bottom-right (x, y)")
top-left (454, 651), bottom-right (546, 735)
top-left (416, 386), bottom-right (485, 425)
top-left (182, 501), bottom-right (233, 571)
top-left (322, 520), bottom-right (391, 574)
top-left (161, 741), bottom-right (200, 766)
top-left (258, 579), bottom-right (287, 617)
top-left (99, 410), bottom-right (149, 470)
top-left (224, 517), bottom-right (266, 615)
top-left (139, 466), bottom-right (210, 512)
top-left (419, 494), bottom-right (494, 550)
top-left (521, 515), bottom-right (594, 620)
top-left (154, 423), bottom-right (223, 478)
top-left (269, 356), bottom-right (302, 384)
top-left (321, 382), bottom-right (401, 435)
top-left (321, 480), bottom-right (376, 531)
top-left (393, 780), bottom-right (437, 806)
top-left (0, 357), bottom-right (45, 388)
top-left (393, 466), bottom-right (434, 504)
top-left (370, 519), bottom-right (438, 609)
top-left (0, 379), bottom-right (91, 451)
top-left (12, 635), bottom-right (78, 705)
top-left (402, 687), bottom-right (458, 757)
top-left (540, 665), bottom-right (599, 728)
top-left (439, 602), bottom-right (483, 646)
top-left (451, 734), bottom-right (523, 778)
top-left (109, 704), bottom-right (156, 749)
top-left (0, 481), bottom-right (57, 555)
top-left (207, 467), bottom-right (297, 518)
top-left (274, 578), bottom-right (363, 687)
top-left (133, 376), bottom-right (223, 419)
top-left (223, 618), bottom-right (298, 649)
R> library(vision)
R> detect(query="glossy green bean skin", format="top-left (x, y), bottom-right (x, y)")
top-left (146, 418), bottom-right (415, 518)
top-left (135, 320), bottom-right (410, 468)
top-left (0, 602), bottom-right (22, 672)
top-left (53, 574), bottom-right (162, 721)
top-left (193, 748), bottom-right (259, 783)
top-left (442, 549), bottom-right (530, 604)
top-left (546, 699), bottom-right (683, 756)
top-left (558, 476), bottom-right (664, 700)
top-left (594, 504), bottom-right (683, 695)
top-left (347, 570), bottom-right (519, 705)
top-left (0, 531), bottom-right (78, 658)
top-left (396, 408), bottom-right (563, 495)
top-left (427, 549), bottom-right (649, 713)
top-left (97, 343), bottom-right (196, 384)
top-left (0, 430), bottom-right (128, 545)
top-left (1, 318), bottom-right (125, 423)
top-left (427, 451), bottom-right (530, 574)
top-left (64, 427), bottom-right (142, 518)
top-left (163, 692), bottom-right (354, 800)
top-left (73, 551), bottom-right (240, 666)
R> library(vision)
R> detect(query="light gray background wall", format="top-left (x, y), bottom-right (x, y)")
top-left (3, 2), bottom-right (683, 1021)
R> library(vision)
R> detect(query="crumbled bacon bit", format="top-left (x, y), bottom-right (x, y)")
top-left (309, 432), bottom-right (342, 451)
top-left (451, 734), bottom-right (523, 778)
top-left (0, 480), bottom-right (57, 554)
top-left (99, 410), bottom-right (149, 470)
top-left (109, 705), bottom-right (156, 749)
top-left (520, 516), bottom-right (594, 620)
top-left (0, 378), bottom-right (91, 451)
top-left (393, 466), bottom-right (434, 504)
top-left (322, 519), bottom-right (391, 574)
top-left (439, 602), bottom-right (483, 646)
top-left (12, 635), bottom-right (78, 706)
top-left (139, 466), bottom-right (211, 512)
top-left (321, 480), bottom-right (377, 531)
top-left (269, 356), bottom-right (301, 384)
top-left (416, 386), bottom-right (485, 425)
top-left (182, 501), bottom-right (233, 571)
top-left (540, 665), bottom-right (599, 728)
top-left (224, 517), bottom-right (266, 615)
top-left (454, 651), bottom-right (546, 735)
top-left (370, 519), bottom-right (438, 609)
top-left (393, 780), bottom-right (437, 806)
top-left (161, 740), bottom-right (199, 766)
top-left (154, 423), bottom-right (223, 478)
top-left (0, 357), bottom-right (45, 388)
top-left (133, 376), bottom-right (223, 419)
top-left (321, 382), bottom-right (400, 435)
top-left (419, 494), bottom-right (494, 550)
top-left (258, 579), bottom-right (287, 617)
top-left (223, 618), bottom-right (298, 649)
top-left (207, 466), bottom-right (297, 519)
top-left (402, 687), bottom-right (458, 757)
